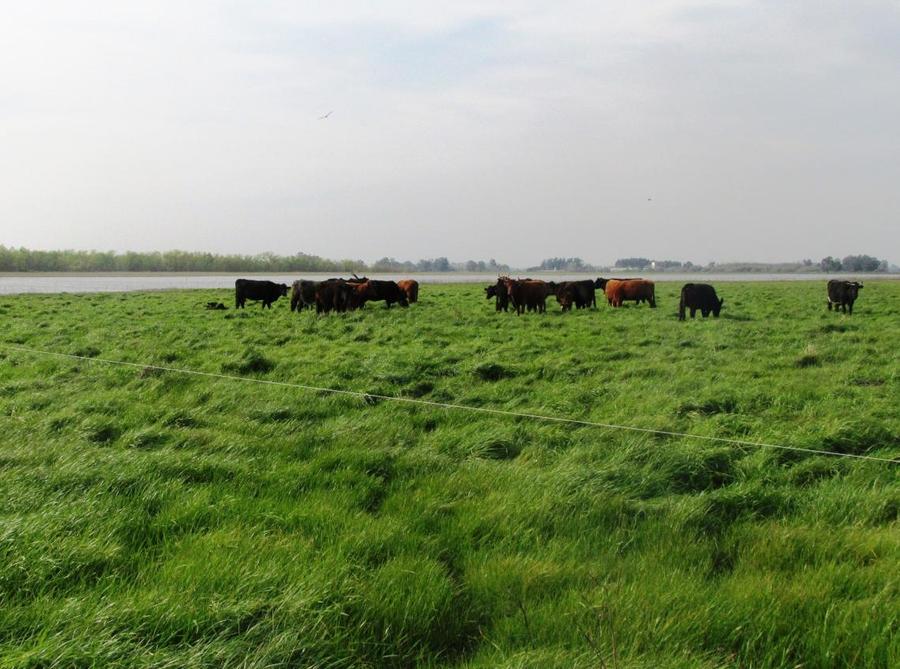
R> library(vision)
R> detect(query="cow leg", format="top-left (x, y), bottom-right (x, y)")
top-left (847, 302), bottom-right (853, 315)
top-left (701, 309), bottom-right (709, 318)
top-left (827, 301), bottom-right (833, 311)
top-left (690, 308), bottom-right (696, 319)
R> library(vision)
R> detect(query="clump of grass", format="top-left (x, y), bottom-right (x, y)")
top-left (79, 417), bottom-right (120, 444)
top-left (795, 343), bottom-right (820, 367)
top-left (222, 348), bottom-right (275, 375)
top-left (473, 362), bottom-right (513, 381)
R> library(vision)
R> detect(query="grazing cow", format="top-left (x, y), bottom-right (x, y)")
top-left (235, 279), bottom-right (289, 309)
top-left (679, 283), bottom-right (724, 320)
top-left (604, 279), bottom-right (656, 308)
top-left (352, 280), bottom-right (409, 308)
top-left (290, 280), bottom-right (318, 312)
top-left (554, 280), bottom-right (596, 310)
top-left (486, 278), bottom-right (511, 312)
top-left (504, 278), bottom-right (554, 315)
top-left (555, 284), bottom-right (576, 311)
top-left (314, 279), bottom-right (356, 313)
top-left (827, 280), bottom-right (863, 314)
top-left (397, 279), bottom-right (419, 304)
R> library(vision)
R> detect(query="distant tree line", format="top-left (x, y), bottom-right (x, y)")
top-left (612, 256), bottom-right (891, 273)
top-left (819, 255), bottom-right (888, 272)
top-left (0, 246), bottom-right (892, 274)
top-left (614, 258), bottom-right (696, 270)
top-left (530, 257), bottom-right (597, 271)
top-left (0, 246), bottom-right (510, 273)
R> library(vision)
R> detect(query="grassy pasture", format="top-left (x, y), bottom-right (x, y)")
top-left (0, 280), bottom-right (898, 668)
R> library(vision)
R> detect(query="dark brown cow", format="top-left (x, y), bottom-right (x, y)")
top-left (314, 279), bottom-right (355, 313)
top-left (605, 279), bottom-right (656, 308)
top-left (290, 280), bottom-right (317, 312)
top-left (486, 278), bottom-right (511, 312)
top-left (352, 280), bottom-right (409, 308)
top-left (396, 279), bottom-right (419, 304)
top-left (504, 278), bottom-right (554, 315)
top-left (554, 280), bottom-right (596, 310)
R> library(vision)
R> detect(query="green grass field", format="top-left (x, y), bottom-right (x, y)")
top-left (0, 281), bottom-right (898, 668)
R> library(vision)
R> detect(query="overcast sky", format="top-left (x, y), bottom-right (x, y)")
top-left (2, 1), bottom-right (898, 266)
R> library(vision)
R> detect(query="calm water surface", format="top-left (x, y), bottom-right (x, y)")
top-left (0, 272), bottom-right (894, 295)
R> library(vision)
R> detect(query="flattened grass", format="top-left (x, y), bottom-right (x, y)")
top-left (0, 280), bottom-right (898, 667)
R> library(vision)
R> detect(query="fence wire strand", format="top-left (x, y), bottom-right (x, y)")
top-left (2, 343), bottom-right (897, 464)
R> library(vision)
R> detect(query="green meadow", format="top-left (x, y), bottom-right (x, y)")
top-left (0, 280), bottom-right (897, 668)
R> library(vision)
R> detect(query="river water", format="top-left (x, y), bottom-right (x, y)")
top-left (0, 272), bottom-right (894, 295)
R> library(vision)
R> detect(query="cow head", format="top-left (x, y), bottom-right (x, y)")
top-left (556, 287), bottom-right (574, 311)
top-left (713, 297), bottom-right (724, 317)
top-left (847, 282), bottom-right (862, 299)
top-left (485, 284), bottom-right (497, 299)
top-left (279, 283), bottom-right (289, 296)
top-left (594, 278), bottom-right (608, 290)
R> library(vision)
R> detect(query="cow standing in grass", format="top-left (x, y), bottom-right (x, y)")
top-left (486, 278), bottom-right (510, 312)
top-left (504, 278), bottom-right (554, 315)
top-left (235, 279), bottom-right (289, 309)
top-left (351, 280), bottom-right (408, 309)
top-left (553, 280), bottom-right (596, 310)
top-left (603, 279), bottom-right (656, 308)
top-left (826, 280), bottom-right (863, 314)
top-left (290, 280), bottom-right (318, 312)
top-left (679, 283), bottom-right (724, 320)
top-left (314, 279), bottom-right (356, 313)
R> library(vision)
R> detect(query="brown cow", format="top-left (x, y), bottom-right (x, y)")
top-left (504, 278), bottom-right (554, 315)
top-left (314, 279), bottom-right (355, 313)
top-left (605, 279), bottom-right (656, 308)
top-left (396, 279), bottom-right (419, 303)
top-left (350, 280), bottom-right (409, 308)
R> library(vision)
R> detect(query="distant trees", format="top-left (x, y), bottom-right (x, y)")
top-left (615, 257), bottom-right (651, 269)
top-left (653, 260), bottom-right (683, 270)
top-left (0, 246), bottom-right (509, 273)
top-left (536, 257), bottom-right (592, 271)
top-left (819, 255), bottom-right (887, 272)
top-left (0, 246), bottom-right (891, 274)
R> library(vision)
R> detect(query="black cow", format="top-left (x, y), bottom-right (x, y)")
top-left (290, 280), bottom-right (317, 312)
top-left (235, 279), bottom-right (289, 309)
top-left (486, 279), bottom-right (510, 312)
top-left (554, 280), bottom-right (596, 310)
top-left (826, 280), bottom-right (863, 314)
top-left (679, 283), bottom-right (724, 320)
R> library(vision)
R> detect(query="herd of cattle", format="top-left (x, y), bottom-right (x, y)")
top-left (229, 277), bottom-right (865, 318)
top-left (235, 276), bottom-right (418, 313)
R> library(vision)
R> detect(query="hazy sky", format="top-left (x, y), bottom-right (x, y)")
top-left (2, 1), bottom-right (898, 266)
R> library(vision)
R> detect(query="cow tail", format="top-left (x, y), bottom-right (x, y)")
top-left (678, 291), bottom-right (685, 320)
